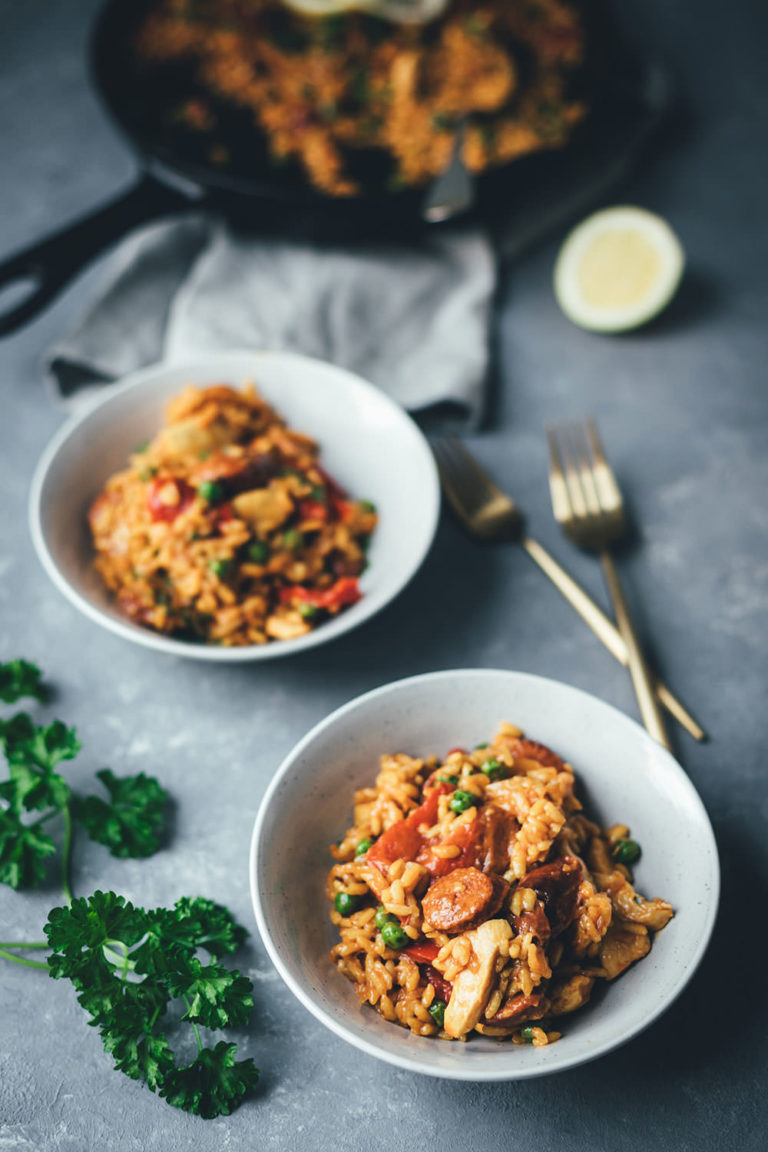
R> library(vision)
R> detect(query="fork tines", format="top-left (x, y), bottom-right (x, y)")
top-left (546, 419), bottom-right (625, 546)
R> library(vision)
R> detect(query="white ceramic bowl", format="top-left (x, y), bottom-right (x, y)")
top-left (251, 669), bottom-right (719, 1080)
top-left (29, 351), bottom-right (439, 660)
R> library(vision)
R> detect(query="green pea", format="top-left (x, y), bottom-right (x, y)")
top-left (375, 905), bottom-right (393, 930)
top-left (380, 920), bottom-right (409, 950)
top-left (428, 1000), bottom-right (446, 1028)
top-left (298, 602), bottom-right (319, 620)
top-left (198, 480), bottom-right (224, 503)
top-left (359, 499), bottom-right (376, 513)
top-left (310, 485), bottom-right (326, 501)
top-left (247, 540), bottom-right (270, 564)
top-left (448, 790), bottom-right (477, 814)
top-left (282, 528), bottom-right (304, 551)
top-left (138, 465), bottom-right (157, 482)
top-left (612, 838), bottom-right (641, 865)
top-left (355, 838), bottom-right (372, 857)
top-left (437, 773), bottom-right (459, 785)
top-left (474, 742), bottom-right (489, 750)
top-left (334, 892), bottom-right (362, 916)
top-left (208, 558), bottom-right (233, 579)
top-left (520, 1026), bottom-right (536, 1043)
top-left (481, 757), bottom-right (505, 781)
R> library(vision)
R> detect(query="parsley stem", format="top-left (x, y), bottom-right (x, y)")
top-left (0, 940), bottom-right (48, 949)
top-left (182, 995), bottom-right (203, 1054)
top-left (0, 947), bottom-right (48, 969)
top-left (61, 803), bottom-right (74, 906)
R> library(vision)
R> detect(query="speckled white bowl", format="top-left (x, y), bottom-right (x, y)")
top-left (250, 669), bottom-right (719, 1080)
top-left (29, 350), bottom-right (439, 660)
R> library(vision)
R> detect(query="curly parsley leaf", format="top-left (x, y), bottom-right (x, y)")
top-left (0, 660), bottom-right (46, 704)
top-left (0, 714), bottom-right (80, 773)
top-left (0, 809), bottom-right (56, 888)
top-left (44, 892), bottom-right (258, 1118)
top-left (169, 956), bottom-right (254, 1030)
top-left (74, 769), bottom-right (169, 859)
top-left (159, 1042), bottom-right (259, 1120)
top-left (153, 897), bottom-right (248, 958)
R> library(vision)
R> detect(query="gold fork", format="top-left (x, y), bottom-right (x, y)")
top-left (547, 419), bottom-right (672, 750)
top-left (432, 437), bottom-right (704, 742)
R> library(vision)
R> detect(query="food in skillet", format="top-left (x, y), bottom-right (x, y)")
top-left (135, 0), bottom-right (587, 196)
top-left (88, 384), bottom-right (376, 645)
top-left (328, 724), bottom-right (673, 1043)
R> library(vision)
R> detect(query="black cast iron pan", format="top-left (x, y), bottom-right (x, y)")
top-left (0, 0), bottom-right (654, 336)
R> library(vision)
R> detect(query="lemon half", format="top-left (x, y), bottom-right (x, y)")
top-left (554, 206), bottom-right (685, 333)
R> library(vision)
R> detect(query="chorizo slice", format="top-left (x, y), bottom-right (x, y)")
top-left (512, 902), bottom-right (551, 947)
top-left (485, 991), bottom-right (546, 1027)
top-left (518, 855), bottom-right (581, 937)
top-left (422, 867), bottom-right (508, 934)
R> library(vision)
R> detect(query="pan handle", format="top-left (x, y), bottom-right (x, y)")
top-left (0, 175), bottom-right (193, 337)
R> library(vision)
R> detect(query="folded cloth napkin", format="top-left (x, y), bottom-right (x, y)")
top-left (46, 216), bottom-right (496, 429)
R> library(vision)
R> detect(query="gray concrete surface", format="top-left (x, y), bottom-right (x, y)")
top-left (1, 1), bottom-right (767, 1148)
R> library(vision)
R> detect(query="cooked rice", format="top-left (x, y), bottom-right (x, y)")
top-left (328, 725), bottom-right (673, 1043)
top-left (89, 383), bottom-right (376, 646)
top-left (136, 0), bottom-right (586, 196)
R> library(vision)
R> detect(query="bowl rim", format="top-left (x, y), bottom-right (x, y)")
top-left (28, 349), bottom-right (441, 662)
top-left (250, 667), bottom-right (720, 1080)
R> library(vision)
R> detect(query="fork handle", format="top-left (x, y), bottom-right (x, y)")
top-left (600, 552), bottom-right (672, 750)
top-left (521, 537), bottom-right (704, 741)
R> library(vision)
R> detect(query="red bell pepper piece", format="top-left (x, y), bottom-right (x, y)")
top-left (423, 965), bottom-right (453, 1003)
top-left (417, 818), bottom-right (481, 878)
top-left (279, 577), bottom-right (361, 613)
top-left (404, 943), bottom-right (440, 965)
top-left (147, 477), bottom-right (196, 523)
top-left (366, 783), bottom-right (451, 877)
top-left (298, 499), bottom-right (329, 522)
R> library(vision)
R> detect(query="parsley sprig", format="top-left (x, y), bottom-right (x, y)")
top-left (0, 660), bottom-right (168, 892)
top-left (0, 660), bottom-right (259, 1119)
top-left (45, 892), bottom-right (258, 1118)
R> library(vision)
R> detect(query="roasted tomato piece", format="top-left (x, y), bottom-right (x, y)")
top-left (146, 477), bottom-right (196, 522)
top-left (519, 855), bottom-right (581, 937)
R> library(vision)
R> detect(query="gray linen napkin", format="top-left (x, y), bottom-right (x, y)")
top-left (46, 216), bottom-right (496, 428)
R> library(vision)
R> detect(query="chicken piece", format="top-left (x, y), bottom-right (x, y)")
top-left (155, 416), bottom-right (235, 459)
top-left (232, 483), bottom-right (294, 535)
top-left (443, 919), bottom-right (513, 1039)
top-left (264, 611), bottom-right (311, 640)
top-left (606, 874), bottom-right (674, 932)
top-left (548, 973), bottom-right (595, 1016)
top-left (599, 922), bottom-right (651, 979)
